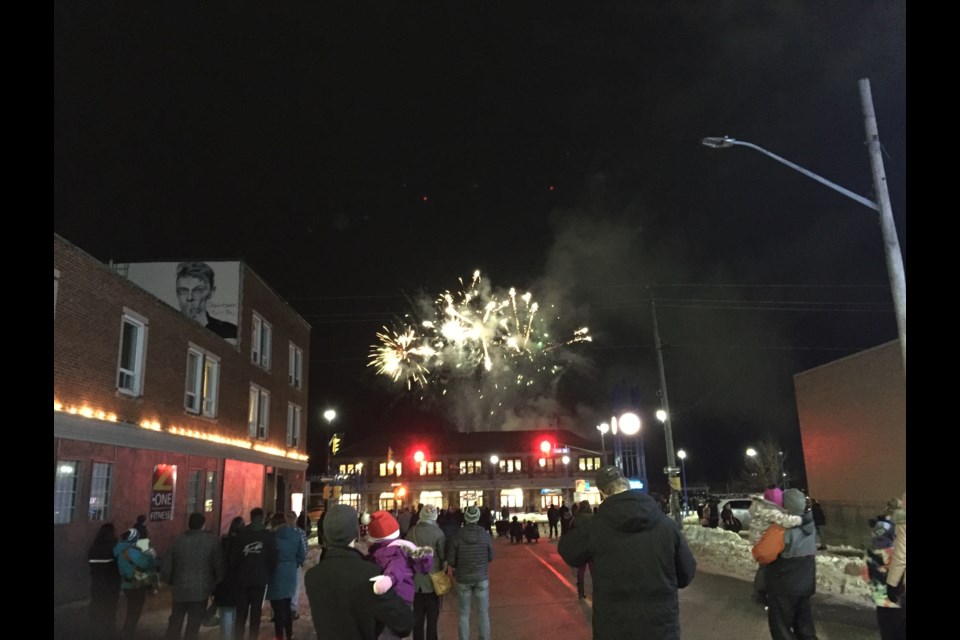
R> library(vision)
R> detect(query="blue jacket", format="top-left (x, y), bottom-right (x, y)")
top-left (113, 540), bottom-right (158, 591)
top-left (266, 526), bottom-right (307, 600)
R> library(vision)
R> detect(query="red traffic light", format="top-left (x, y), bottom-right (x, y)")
top-left (535, 436), bottom-right (556, 456)
top-left (413, 450), bottom-right (426, 464)
top-left (539, 439), bottom-right (552, 454)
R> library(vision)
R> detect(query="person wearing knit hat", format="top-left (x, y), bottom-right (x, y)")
top-left (367, 510), bottom-right (401, 542)
top-left (448, 504), bottom-right (494, 640)
top-left (405, 504), bottom-right (447, 640)
top-left (113, 520), bottom-right (159, 638)
top-left (763, 485), bottom-right (784, 508)
top-left (767, 488), bottom-right (819, 640)
top-left (304, 504), bottom-right (414, 638)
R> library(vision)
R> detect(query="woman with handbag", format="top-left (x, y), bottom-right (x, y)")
top-left (405, 504), bottom-right (447, 640)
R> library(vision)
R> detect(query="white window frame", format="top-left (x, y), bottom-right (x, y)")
top-left (251, 313), bottom-right (272, 370)
top-left (286, 402), bottom-right (302, 448)
top-left (88, 462), bottom-right (114, 521)
top-left (184, 345), bottom-right (220, 417)
top-left (248, 384), bottom-right (270, 439)
top-left (117, 310), bottom-right (148, 396)
top-left (54, 460), bottom-right (80, 524)
top-left (288, 342), bottom-right (303, 389)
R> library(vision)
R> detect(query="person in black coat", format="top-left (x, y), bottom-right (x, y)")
top-left (230, 508), bottom-right (277, 640)
top-left (87, 522), bottom-right (121, 640)
top-left (559, 466), bottom-right (696, 640)
top-left (305, 504), bottom-right (413, 640)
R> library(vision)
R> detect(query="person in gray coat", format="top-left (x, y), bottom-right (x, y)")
top-left (447, 505), bottom-right (494, 640)
top-left (405, 504), bottom-right (447, 640)
top-left (161, 512), bottom-right (224, 640)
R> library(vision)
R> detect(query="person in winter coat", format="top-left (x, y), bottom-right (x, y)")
top-left (547, 504), bottom-right (560, 539)
top-left (862, 511), bottom-right (905, 640)
top-left (508, 516), bottom-right (523, 544)
top-left (764, 488), bottom-right (818, 640)
top-left (748, 485), bottom-right (804, 606)
top-left (523, 520), bottom-right (540, 543)
top-left (305, 504), bottom-right (414, 640)
top-left (363, 511), bottom-right (433, 639)
top-left (447, 505), bottom-right (495, 640)
top-left (265, 512), bottom-right (307, 640)
top-left (405, 504), bottom-right (447, 640)
top-left (231, 508), bottom-right (278, 640)
top-left (558, 465), bottom-right (696, 640)
top-left (572, 500), bottom-right (594, 599)
top-left (884, 493), bottom-right (907, 634)
top-left (87, 522), bottom-right (121, 640)
top-left (114, 527), bottom-right (159, 639)
top-left (161, 512), bottom-right (224, 640)
top-left (214, 516), bottom-right (246, 640)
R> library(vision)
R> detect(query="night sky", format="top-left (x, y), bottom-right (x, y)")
top-left (54, 1), bottom-right (906, 491)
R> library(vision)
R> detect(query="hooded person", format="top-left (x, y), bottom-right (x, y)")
top-left (113, 527), bottom-right (159, 638)
top-left (558, 465), bottom-right (696, 640)
top-left (305, 505), bottom-right (414, 639)
top-left (765, 488), bottom-right (819, 639)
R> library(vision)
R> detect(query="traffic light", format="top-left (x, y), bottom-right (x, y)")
top-left (535, 435), bottom-right (556, 457)
top-left (330, 433), bottom-right (342, 455)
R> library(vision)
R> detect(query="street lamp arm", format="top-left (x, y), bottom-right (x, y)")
top-left (701, 136), bottom-right (879, 212)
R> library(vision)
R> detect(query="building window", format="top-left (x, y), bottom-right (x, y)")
top-left (498, 458), bottom-right (523, 473)
top-left (578, 456), bottom-right (601, 472)
top-left (418, 460), bottom-right (442, 476)
top-left (54, 460), bottom-right (80, 524)
top-left (185, 347), bottom-right (220, 417)
top-left (537, 459), bottom-right (559, 472)
top-left (286, 403), bottom-right (302, 448)
top-left (117, 312), bottom-right (147, 396)
top-left (288, 342), bottom-right (303, 389)
top-left (248, 384), bottom-right (270, 439)
top-left (88, 462), bottom-right (113, 521)
top-left (204, 471), bottom-right (217, 512)
top-left (378, 462), bottom-right (402, 477)
top-left (251, 313), bottom-right (272, 370)
top-left (188, 470), bottom-right (203, 514)
top-left (458, 460), bottom-right (482, 475)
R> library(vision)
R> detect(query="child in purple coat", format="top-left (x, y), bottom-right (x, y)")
top-left (363, 511), bottom-right (434, 606)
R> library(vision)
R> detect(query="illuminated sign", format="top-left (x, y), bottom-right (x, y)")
top-left (150, 464), bottom-right (177, 522)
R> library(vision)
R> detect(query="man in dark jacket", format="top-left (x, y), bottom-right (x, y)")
top-left (766, 488), bottom-right (818, 640)
top-left (547, 504), bottom-right (560, 539)
top-left (305, 504), bottom-right (413, 640)
top-left (447, 505), bottom-right (494, 640)
top-left (161, 512), bottom-right (224, 640)
top-left (230, 508), bottom-right (277, 640)
top-left (559, 465), bottom-right (696, 640)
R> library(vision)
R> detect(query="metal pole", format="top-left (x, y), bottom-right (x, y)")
top-left (652, 298), bottom-right (682, 527)
top-left (680, 457), bottom-right (688, 512)
top-left (859, 78), bottom-right (906, 372)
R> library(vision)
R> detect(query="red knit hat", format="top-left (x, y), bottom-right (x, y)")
top-left (367, 510), bottom-right (400, 541)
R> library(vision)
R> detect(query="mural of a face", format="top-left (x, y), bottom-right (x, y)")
top-left (176, 275), bottom-right (213, 323)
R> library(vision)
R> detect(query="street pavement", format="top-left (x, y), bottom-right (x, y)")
top-left (55, 532), bottom-right (880, 640)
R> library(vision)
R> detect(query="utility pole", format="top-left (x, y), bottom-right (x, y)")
top-left (652, 297), bottom-right (682, 528)
top-left (859, 78), bottom-right (906, 372)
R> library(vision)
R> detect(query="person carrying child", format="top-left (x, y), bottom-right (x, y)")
top-left (363, 511), bottom-right (435, 639)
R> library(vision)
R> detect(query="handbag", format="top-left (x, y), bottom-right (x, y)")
top-left (201, 601), bottom-right (221, 628)
top-left (429, 569), bottom-right (453, 596)
top-left (751, 523), bottom-right (786, 565)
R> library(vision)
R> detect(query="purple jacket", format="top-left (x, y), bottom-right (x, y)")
top-left (369, 538), bottom-right (434, 604)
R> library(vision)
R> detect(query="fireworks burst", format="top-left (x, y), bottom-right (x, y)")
top-left (368, 271), bottom-right (591, 395)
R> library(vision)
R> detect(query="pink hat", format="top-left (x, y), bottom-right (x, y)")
top-left (763, 487), bottom-right (784, 507)
top-left (367, 510), bottom-right (400, 542)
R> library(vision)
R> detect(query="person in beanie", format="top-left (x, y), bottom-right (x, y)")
top-left (364, 511), bottom-right (434, 639)
top-left (748, 484), bottom-right (803, 606)
top-left (113, 527), bottom-right (159, 639)
top-left (447, 505), bottom-right (494, 640)
top-left (305, 504), bottom-right (413, 640)
top-left (558, 465), bottom-right (696, 640)
top-left (765, 488), bottom-right (819, 640)
top-left (405, 504), bottom-right (447, 640)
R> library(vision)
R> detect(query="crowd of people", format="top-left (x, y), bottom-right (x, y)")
top-left (82, 475), bottom-right (906, 640)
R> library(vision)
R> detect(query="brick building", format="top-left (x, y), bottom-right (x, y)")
top-left (794, 340), bottom-right (905, 547)
top-left (53, 233), bottom-right (310, 605)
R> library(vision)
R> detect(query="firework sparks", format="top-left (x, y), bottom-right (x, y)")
top-left (369, 271), bottom-right (591, 392)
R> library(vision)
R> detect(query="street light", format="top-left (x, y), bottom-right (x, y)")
top-left (701, 80), bottom-right (905, 373)
top-left (676, 449), bottom-right (689, 514)
top-left (597, 422), bottom-right (609, 465)
top-left (611, 412), bottom-right (647, 492)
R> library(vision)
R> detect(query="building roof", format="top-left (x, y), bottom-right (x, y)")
top-left (334, 428), bottom-right (601, 459)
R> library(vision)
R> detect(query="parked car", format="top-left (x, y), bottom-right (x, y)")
top-left (716, 497), bottom-right (753, 531)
